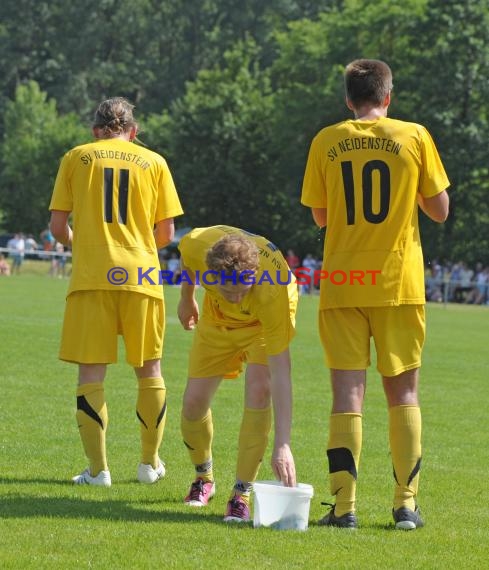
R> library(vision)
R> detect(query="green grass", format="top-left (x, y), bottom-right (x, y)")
top-left (1, 274), bottom-right (488, 569)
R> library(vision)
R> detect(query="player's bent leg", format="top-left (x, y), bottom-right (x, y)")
top-left (244, 363), bottom-right (271, 408)
top-left (182, 377), bottom-right (222, 506)
top-left (223, 364), bottom-right (272, 523)
top-left (236, 407), bottom-right (272, 483)
top-left (227, 406), bottom-right (272, 523)
top-left (181, 410), bottom-right (215, 504)
top-left (239, 364), bottom-right (272, 488)
top-left (182, 376), bottom-right (222, 420)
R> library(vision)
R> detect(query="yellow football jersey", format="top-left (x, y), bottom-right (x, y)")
top-left (50, 138), bottom-right (183, 299)
top-left (301, 117), bottom-right (449, 308)
top-left (178, 225), bottom-right (297, 355)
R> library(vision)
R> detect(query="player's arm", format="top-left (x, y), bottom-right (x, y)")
top-left (301, 135), bottom-right (327, 228)
top-left (154, 218), bottom-right (175, 249)
top-left (267, 349), bottom-right (297, 487)
top-left (177, 260), bottom-right (199, 330)
top-left (311, 207), bottom-right (327, 228)
top-left (49, 210), bottom-right (73, 247)
top-left (418, 190), bottom-right (449, 223)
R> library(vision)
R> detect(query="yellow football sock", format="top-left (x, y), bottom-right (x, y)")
top-left (236, 406), bottom-right (272, 484)
top-left (76, 383), bottom-right (108, 476)
top-left (327, 413), bottom-right (362, 516)
top-left (137, 377), bottom-right (167, 468)
top-left (229, 489), bottom-right (251, 507)
top-left (181, 410), bottom-right (214, 481)
top-left (389, 405), bottom-right (422, 511)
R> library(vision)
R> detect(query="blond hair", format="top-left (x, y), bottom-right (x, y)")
top-left (206, 235), bottom-right (259, 274)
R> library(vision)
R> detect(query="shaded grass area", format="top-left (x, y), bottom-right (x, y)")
top-left (0, 276), bottom-right (488, 568)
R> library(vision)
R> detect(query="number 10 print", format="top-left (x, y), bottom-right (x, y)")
top-left (341, 160), bottom-right (390, 225)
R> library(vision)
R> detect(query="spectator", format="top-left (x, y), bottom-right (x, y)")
top-left (52, 242), bottom-right (68, 278)
top-left (453, 262), bottom-right (474, 303)
top-left (285, 249), bottom-right (300, 271)
top-left (465, 263), bottom-right (489, 305)
top-left (425, 265), bottom-right (442, 302)
top-left (40, 226), bottom-right (56, 259)
top-left (0, 253), bottom-right (11, 276)
top-left (167, 252), bottom-right (182, 284)
top-left (7, 233), bottom-right (25, 275)
top-left (25, 234), bottom-right (39, 254)
top-left (425, 260), bottom-right (446, 302)
top-left (301, 253), bottom-right (317, 294)
top-left (158, 250), bottom-right (169, 271)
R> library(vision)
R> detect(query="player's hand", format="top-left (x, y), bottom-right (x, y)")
top-left (177, 297), bottom-right (199, 330)
top-left (271, 443), bottom-right (296, 487)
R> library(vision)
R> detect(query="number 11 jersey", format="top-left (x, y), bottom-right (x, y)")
top-left (50, 137), bottom-right (183, 299)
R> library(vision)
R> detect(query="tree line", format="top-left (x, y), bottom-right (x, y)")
top-left (0, 0), bottom-right (488, 264)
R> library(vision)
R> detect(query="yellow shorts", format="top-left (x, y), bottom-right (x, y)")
top-left (188, 319), bottom-right (268, 379)
top-left (319, 305), bottom-right (425, 377)
top-left (59, 290), bottom-right (164, 367)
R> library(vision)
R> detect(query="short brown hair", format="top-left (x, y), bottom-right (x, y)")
top-left (344, 59), bottom-right (393, 107)
top-left (93, 97), bottom-right (138, 136)
top-left (206, 235), bottom-right (259, 274)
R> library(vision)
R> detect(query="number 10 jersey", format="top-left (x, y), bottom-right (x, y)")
top-left (301, 116), bottom-right (449, 308)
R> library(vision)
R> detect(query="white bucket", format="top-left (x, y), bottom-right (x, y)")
top-left (253, 481), bottom-right (314, 531)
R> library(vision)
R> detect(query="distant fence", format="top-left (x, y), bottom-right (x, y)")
top-left (0, 247), bottom-right (72, 260)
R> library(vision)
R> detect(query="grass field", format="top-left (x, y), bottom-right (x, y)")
top-left (1, 268), bottom-right (488, 569)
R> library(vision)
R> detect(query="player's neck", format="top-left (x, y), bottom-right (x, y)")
top-left (353, 107), bottom-right (388, 121)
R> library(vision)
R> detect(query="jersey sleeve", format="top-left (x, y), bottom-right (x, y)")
top-left (178, 232), bottom-right (206, 273)
top-left (177, 234), bottom-right (193, 267)
top-left (49, 153), bottom-right (73, 211)
top-left (418, 127), bottom-right (450, 198)
top-left (155, 158), bottom-right (184, 222)
top-left (256, 287), bottom-right (296, 355)
top-left (301, 133), bottom-right (328, 208)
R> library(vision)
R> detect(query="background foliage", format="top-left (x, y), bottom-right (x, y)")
top-left (0, 0), bottom-right (488, 263)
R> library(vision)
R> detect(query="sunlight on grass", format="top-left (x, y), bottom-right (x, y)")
top-left (1, 277), bottom-right (488, 568)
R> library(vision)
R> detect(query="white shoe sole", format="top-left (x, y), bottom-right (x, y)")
top-left (223, 516), bottom-right (249, 523)
top-left (72, 469), bottom-right (111, 487)
top-left (137, 462), bottom-right (166, 484)
top-left (395, 521), bottom-right (417, 530)
top-left (186, 500), bottom-right (207, 507)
